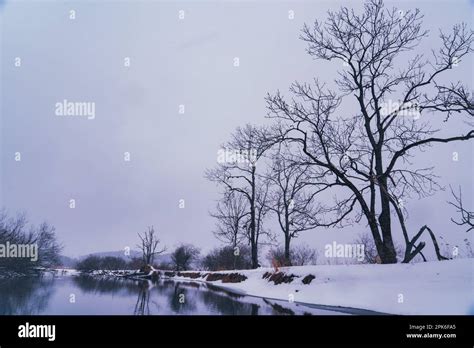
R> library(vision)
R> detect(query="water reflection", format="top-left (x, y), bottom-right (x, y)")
top-left (200, 283), bottom-right (260, 315)
top-left (134, 281), bottom-right (152, 315)
top-left (72, 275), bottom-right (140, 295)
top-left (0, 275), bottom-right (348, 315)
top-left (0, 275), bottom-right (56, 315)
top-left (166, 281), bottom-right (197, 313)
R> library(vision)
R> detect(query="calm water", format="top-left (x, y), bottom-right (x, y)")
top-left (0, 274), bottom-right (354, 315)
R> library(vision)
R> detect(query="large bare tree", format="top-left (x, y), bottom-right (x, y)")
top-left (266, 0), bottom-right (473, 263)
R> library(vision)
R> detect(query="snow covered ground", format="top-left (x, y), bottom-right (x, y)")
top-left (53, 268), bottom-right (80, 276)
top-left (171, 259), bottom-right (474, 315)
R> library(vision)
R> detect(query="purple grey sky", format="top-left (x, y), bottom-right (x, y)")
top-left (1, 0), bottom-right (472, 258)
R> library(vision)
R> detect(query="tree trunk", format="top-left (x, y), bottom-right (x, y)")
top-left (402, 225), bottom-right (450, 263)
top-left (377, 216), bottom-right (398, 264)
top-left (284, 235), bottom-right (291, 266)
top-left (249, 201), bottom-right (259, 268)
top-left (376, 173), bottom-right (397, 264)
top-left (232, 240), bottom-right (237, 270)
top-left (284, 212), bottom-right (291, 266)
top-left (250, 166), bottom-right (259, 268)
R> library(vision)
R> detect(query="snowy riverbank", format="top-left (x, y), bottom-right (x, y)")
top-left (166, 259), bottom-right (474, 315)
top-left (0, 267), bottom-right (78, 279)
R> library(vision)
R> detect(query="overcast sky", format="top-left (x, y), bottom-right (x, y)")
top-left (1, 0), bottom-right (472, 258)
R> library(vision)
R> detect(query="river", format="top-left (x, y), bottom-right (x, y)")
top-left (0, 274), bottom-right (375, 315)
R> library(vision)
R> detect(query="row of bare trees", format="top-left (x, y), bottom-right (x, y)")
top-left (206, 0), bottom-right (473, 267)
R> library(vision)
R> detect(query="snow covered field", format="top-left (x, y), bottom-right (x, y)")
top-left (171, 259), bottom-right (474, 315)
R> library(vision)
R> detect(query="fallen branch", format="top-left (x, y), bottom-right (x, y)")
top-left (403, 225), bottom-right (450, 263)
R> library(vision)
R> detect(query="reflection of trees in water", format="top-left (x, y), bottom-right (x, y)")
top-left (154, 280), bottom-right (265, 315)
top-left (72, 275), bottom-right (140, 296)
top-left (160, 281), bottom-right (197, 314)
top-left (0, 275), bottom-right (305, 315)
top-left (184, 282), bottom-right (294, 315)
top-left (262, 298), bottom-right (295, 315)
top-left (73, 276), bottom-right (161, 315)
top-left (199, 285), bottom-right (259, 315)
top-left (0, 276), bottom-right (55, 314)
top-left (251, 304), bottom-right (259, 315)
top-left (200, 291), bottom-right (259, 315)
top-left (134, 281), bottom-right (158, 315)
top-left (69, 276), bottom-right (295, 315)
top-left (159, 280), bottom-right (260, 315)
top-left (73, 276), bottom-right (157, 315)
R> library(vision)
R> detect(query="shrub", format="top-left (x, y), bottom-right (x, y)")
top-left (170, 244), bottom-right (200, 271)
top-left (266, 245), bottom-right (318, 267)
top-left (202, 245), bottom-right (252, 271)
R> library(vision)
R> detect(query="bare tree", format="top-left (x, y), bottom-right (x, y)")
top-left (35, 222), bottom-right (62, 268)
top-left (210, 191), bottom-right (249, 269)
top-left (206, 124), bottom-right (275, 268)
top-left (202, 245), bottom-right (253, 271)
top-left (354, 232), bottom-right (403, 264)
top-left (0, 211), bottom-right (62, 272)
top-left (449, 186), bottom-right (474, 232)
top-left (291, 245), bottom-right (318, 266)
top-left (137, 226), bottom-right (166, 266)
top-left (243, 174), bottom-right (273, 259)
top-left (264, 149), bottom-right (325, 265)
top-left (76, 255), bottom-right (102, 272)
top-left (171, 244), bottom-right (200, 271)
top-left (266, 0), bottom-right (473, 263)
top-left (266, 245), bottom-right (318, 267)
top-left (210, 191), bottom-right (248, 250)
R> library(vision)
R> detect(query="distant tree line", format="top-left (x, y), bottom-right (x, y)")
top-left (76, 255), bottom-right (142, 272)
